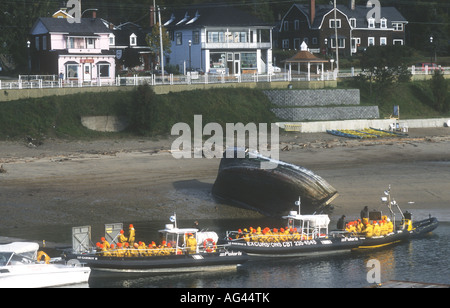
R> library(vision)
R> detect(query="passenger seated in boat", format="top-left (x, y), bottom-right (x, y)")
top-left (242, 229), bottom-right (250, 242)
top-left (356, 220), bottom-right (364, 234)
top-left (101, 237), bottom-right (110, 249)
top-left (373, 221), bottom-right (381, 237)
top-left (345, 222), bottom-right (357, 235)
top-left (386, 218), bottom-right (394, 233)
top-left (364, 221), bottom-right (373, 238)
top-left (116, 243), bottom-right (125, 257)
top-left (118, 230), bottom-right (128, 244)
top-left (123, 243), bottom-right (132, 257)
top-left (235, 229), bottom-right (243, 240)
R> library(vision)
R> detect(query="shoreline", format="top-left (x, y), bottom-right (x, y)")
top-left (0, 127), bottom-right (449, 234)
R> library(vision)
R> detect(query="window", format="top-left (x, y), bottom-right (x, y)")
top-left (294, 20), bottom-right (300, 30)
top-left (35, 37), bottom-right (40, 51)
top-left (331, 38), bottom-right (345, 48)
top-left (192, 31), bottom-right (200, 44)
top-left (312, 37), bottom-right (318, 45)
top-left (368, 37), bottom-right (375, 46)
top-left (393, 23), bottom-right (403, 31)
top-left (368, 18), bottom-right (375, 28)
top-left (210, 52), bottom-right (226, 69)
top-left (329, 19), bottom-right (341, 28)
top-left (42, 36), bottom-right (47, 50)
top-left (380, 37), bottom-right (387, 46)
top-left (284, 21), bottom-right (289, 31)
top-left (86, 38), bottom-right (95, 49)
top-left (66, 64), bottom-right (79, 78)
top-left (282, 39), bottom-right (289, 49)
top-left (241, 53), bottom-right (257, 69)
top-left (98, 64), bottom-right (110, 78)
top-left (349, 18), bottom-right (356, 28)
top-left (393, 39), bottom-right (404, 45)
top-left (380, 18), bottom-right (387, 29)
top-left (176, 32), bottom-right (182, 45)
top-left (68, 37), bottom-right (75, 49)
top-left (109, 34), bottom-right (115, 46)
top-left (130, 33), bottom-right (137, 46)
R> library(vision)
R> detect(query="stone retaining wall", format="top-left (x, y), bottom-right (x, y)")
top-left (264, 89), bottom-right (360, 107)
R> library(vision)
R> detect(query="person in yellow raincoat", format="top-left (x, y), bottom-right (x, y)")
top-left (364, 221), bottom-right (373, 238)
top-left (386, 218), bottom-right (394, 233)
top-left (373, 221), bottom-right (381, 237)
top-left (118, 230), bottom-right (128, 244)
top-left (101, 237), bottom-right (110, 249)
top-left (128, 224), bottom-right (136, 246)
top-left (186, 233), bottom-right (197, 254)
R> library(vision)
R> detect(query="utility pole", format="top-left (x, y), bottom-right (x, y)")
top-left (158, 5), bottom-right (165, 83)
top-left (334, 0), bottom-right (339, 72)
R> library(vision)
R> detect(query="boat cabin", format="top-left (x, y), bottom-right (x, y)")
top-left (0, 242), bottom-right (39, 266)
top-left (283, 211), bottom-right (331, 239)
top-left (159, 224), bottom-right (219, 254)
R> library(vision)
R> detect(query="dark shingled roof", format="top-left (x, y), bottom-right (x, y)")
top-left (164, 5), bottom-right (271, 29)
top-left (32, 17), bottom-right (112, 34)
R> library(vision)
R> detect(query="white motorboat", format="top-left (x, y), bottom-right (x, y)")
top-left (0, 242), bottom-right (91, 288)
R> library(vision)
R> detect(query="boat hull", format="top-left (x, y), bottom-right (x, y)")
top-left (226, 236), bottom-right (362, 257)
top-left (0, 264), bottom-right (91, 288)
top-left (63, 250), bottom-right (248, 273)
top-left (226, 218), bottom-right (439, 257)
top-left (212, 152), bottom-right (338, 216)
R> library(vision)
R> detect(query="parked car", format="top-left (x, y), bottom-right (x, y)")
top-left (272, 66), bottom-right (282, 73)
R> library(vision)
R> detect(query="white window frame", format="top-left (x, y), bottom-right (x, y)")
top-left (380, 37), bottom-right (387, 46)
top-left (380, 18), bottom-right (387, 29)
top-left (294, 20), bottom-right (300, 30)
top-left (393, 39), bottom-right (404, 46)
top-left (329, 19), bottom-right (341, 29)
top-left (349, 18), bottom-right (356, 28)
top-left (393, 23), bottom-right (403, 31)
top-left (282, 39), bottom-right (289, 49)
top-left (109, 34), bottom-right (115, 46)
top-left (368, 37), bottom-right (375, 46)
top-left (331, 38), bottom-right (345, 48)
top-left (130, 33), bottom-right (137, 46)
top-left (368, 18), bottom-right (375, 29)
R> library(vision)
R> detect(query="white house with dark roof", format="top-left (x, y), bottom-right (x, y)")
top-left (29, 16), bottom-right (116, 83)
top-left (163, 5), bottom-right (274, 75)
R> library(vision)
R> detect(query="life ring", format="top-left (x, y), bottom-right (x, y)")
top-left (203, 238), bottom-right (216, 253)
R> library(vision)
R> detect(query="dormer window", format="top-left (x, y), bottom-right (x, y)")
top-left (380, 18), bottom-right (387, 29)
top-left (350, 18), bottom-right (356, 28)
top-left (368, 18), bottom-right (375, 28)
top-left (130, 33), bottom-right (137, 46)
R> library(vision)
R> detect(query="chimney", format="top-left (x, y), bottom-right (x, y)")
top-left (150, 6), bottom-right (155, 27)
top-left (310, 0), bottom-right (316, 25)
top-left (350, 0), bottom-right (356, 10)
top-left (92, 10), bottom-right (96, 18)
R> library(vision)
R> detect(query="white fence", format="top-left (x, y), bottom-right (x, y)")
top-left (2, 66), bottom-right (448, 91)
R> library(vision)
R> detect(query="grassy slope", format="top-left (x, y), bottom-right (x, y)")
top-left (0, 81), bottom-right (448, 140)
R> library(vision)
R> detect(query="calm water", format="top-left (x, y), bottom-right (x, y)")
top-left (2, 216), bottom-right (449, 288)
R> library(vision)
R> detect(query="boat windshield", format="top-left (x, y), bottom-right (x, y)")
top-left (0, 252), bottom-right (13, 266)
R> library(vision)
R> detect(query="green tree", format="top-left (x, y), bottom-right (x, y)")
top-left (431, 70), bottom-right (449, 113)
top-left (128, 84), bottom-right (158, 135)
top-left (145, 23), bottom-right (172, 71)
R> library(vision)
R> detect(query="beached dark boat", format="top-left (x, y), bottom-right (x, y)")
top-left (62, 215), bottom-right (247, 274)
top-left (212, 148), bottom-right (338, 216)
top-left (225, 186), bottom-right (439, 257)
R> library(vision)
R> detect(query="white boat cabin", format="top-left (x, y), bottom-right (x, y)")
top-left (283, 211), bottom-right (331, 239)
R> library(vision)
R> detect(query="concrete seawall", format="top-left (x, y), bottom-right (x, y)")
top-left (277, 118), bottom-right (450, 133)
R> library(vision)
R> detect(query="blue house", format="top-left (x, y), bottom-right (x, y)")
top-left (163, 5), bottom-right (274, 75)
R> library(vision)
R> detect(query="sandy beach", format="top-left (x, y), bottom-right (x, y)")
top-left (0, 127), bottom-right (449, 231)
